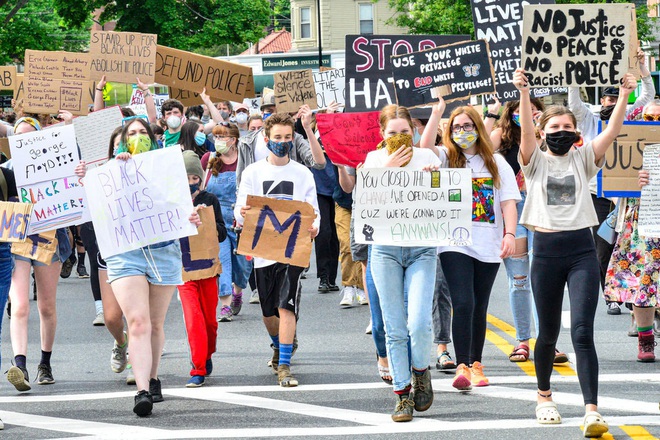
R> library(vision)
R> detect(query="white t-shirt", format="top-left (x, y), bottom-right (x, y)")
top-left (437, 151), bottom-right (521, 263)
top-left (254, 134), bottom-right (270, 162)
top-left (235, 158), bottom-right (320, 268)
top-left (363, 147), bottom-right (442, 169)
top-left (519, 142), bottom-right (603, 232)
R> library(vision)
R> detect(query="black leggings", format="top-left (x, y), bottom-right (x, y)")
top-left (532, 228), bottom-right (600, 405)
top-left (79, 222), bottom-right (102, 302)
top-left (440, 252), bottom-right (500, 366)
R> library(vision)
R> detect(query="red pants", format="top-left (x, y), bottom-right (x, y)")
top-left (178, 277), bottom-right (219, 376)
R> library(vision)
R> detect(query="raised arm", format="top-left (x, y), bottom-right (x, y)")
top-left (483, 97), bottom-right (501, 135)
top-left (512, 68), bottom-right (536, 166)
top-left (136, 77), bottom-right (157, 123)
top-left (337, 166), bottom-right (356, 193)
top-left (298, 104), bottom-right (326, 167)
top-left (94, 75), bottom-right (107, 112)
top-left (419, 98), bottom-right (445, 156)
top-left (200, 88), bottom-right (224, 134)
top-left (592, 73), bottom-right (637, 162)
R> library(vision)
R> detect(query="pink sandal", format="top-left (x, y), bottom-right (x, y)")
top-left (509, 343), bottom-right (530, 362)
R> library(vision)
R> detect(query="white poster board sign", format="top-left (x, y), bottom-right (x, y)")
top-left (313, 68), bottom-right (346, 108)
top-left (73, 106), bottom-right (123, 168)
top-left (355, 168), bottom-right (472, 246)
top-left (84, 147), bottom-right (197, 258)
top-left (638, 144), bottom-right (660, 237)
top-left (243, 97), bottom-right (262, 115)
top-left (9, 124), bottom-right (88, 234)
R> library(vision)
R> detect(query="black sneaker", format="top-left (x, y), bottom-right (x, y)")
top-left (328, 283), bottom-right (340, 292)
top-left (205, 358), bottom-right (213, 377)
top-left (133, 390), bottom-right (153, 417)
top-left (149, 378), bottom-right (163, 403)
top-left (6, 300), bottom-right (10, 319)
top-left (318, 279), bottom-right (330, 293)
top-left (7, 365), bottom-right (31, 392)
top-left (77, 265), bottom-right (90, 278)
top-left (60, 255), bottom-right (76, 279)
top-left (607, 302), bottom-right (622, 315)
top-left (411, 369), bottom-right (433, 412)
top-left (36, 364), bottom-right (55, 385)
top-left (392, 394), bottom-right (414, 422)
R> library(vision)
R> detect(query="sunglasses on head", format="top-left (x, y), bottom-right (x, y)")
top-left (643, 114), bottom-right (660, 122)
top-left (121, 115), bottom-right (149, 126)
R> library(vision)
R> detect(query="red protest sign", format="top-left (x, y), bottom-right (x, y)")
top-left (316, 111), bottom-right (382, 168)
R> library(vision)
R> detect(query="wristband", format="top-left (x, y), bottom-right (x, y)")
top-left (95, 88), bottom-right (103, 91)
top-left (505, 232), bottom-right (515, 238)
top-left (485, 112), bottom-right (500, 120)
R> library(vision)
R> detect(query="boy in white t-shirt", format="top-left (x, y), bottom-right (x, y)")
top-left (234, 113), bottom-right (320, 387)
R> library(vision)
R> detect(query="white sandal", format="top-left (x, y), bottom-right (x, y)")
top-left (582, 411), bottom-right (609, 438)
top-left (535, 401), bottom-right (562, 424)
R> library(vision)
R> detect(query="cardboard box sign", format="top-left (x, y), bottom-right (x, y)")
top-left (11, 229), bottom-right (57, 265)
top-left (155, 45), bottom-right (253, 103)
top-left (0, 201), bottom-right (32, 243)
top-left (0, 66), bottom-right (16, 91)
top-left (237, 195), bottom-right (315, 268)
top-left (521, 3), bottom-right (636, 87)
top-left (181, 205), bottom-right (221, 282)
top-left (89, 31), bottom-right (158, 84)
top-left (273, 69), bottom-right (318, 113)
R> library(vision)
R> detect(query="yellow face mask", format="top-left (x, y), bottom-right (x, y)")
top-left (126, 134), bottom-right (152, 155)
top-left (382, 133), bottom-right (413, 167)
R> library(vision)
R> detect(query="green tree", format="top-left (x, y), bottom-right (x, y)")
top-left (386, 0), bottom-right (657, 42)
top-left (272, 0), bottom-right (291, 31)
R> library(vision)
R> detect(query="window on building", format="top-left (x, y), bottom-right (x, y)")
top-left (359, 3), bottom-right (374, 34)
top-left (301, 7), bottom-right (311, 39)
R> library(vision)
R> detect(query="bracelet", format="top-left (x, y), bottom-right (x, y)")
top-left (505, 232), bottom-right (515, 238)
top-left (95, 88), bottom-right (103, 92)
top-left (485, 112), bottom-right (500, 120)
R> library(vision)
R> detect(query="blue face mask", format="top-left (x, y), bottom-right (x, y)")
top-left (267, 140), bottom-right (293, 157)
top-left (263, 112), bottom-right (272, 121)
top-left (413, 129), bottom-right (422, 145)
top-left (189, 183), bottom-right (200, 194)
top-left (512, 114), bottom-right (521, 127)
top-left (194, 132), bottom-right (206, 146)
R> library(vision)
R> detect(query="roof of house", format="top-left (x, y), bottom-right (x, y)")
top-left (241, 29), bottom-right (291, 55)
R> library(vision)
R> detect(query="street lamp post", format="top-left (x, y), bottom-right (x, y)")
top-left (317, 0), bottom-right (323, 68)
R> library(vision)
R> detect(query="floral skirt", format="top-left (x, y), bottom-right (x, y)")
top-left (604, 198), bottom-right (660, 307)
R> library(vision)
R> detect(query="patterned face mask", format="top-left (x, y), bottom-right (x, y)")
top-left (126, 134), bottom-right (153, 155)
top-left (267, 140), bottom-right (293, 157)
top-left (381, 133), bottom-right (414, 167)
top-left (452, 131), bottom-right (479, 150)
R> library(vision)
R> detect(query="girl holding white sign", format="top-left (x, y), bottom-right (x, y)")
top-left (514, 67), bottom-right (637, 437)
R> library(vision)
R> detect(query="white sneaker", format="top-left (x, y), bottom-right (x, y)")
top-left (340, 286), bottom-right (357, 308)
top-left (111, 331), bottom-right (128, 373)
top-left (249, 289), bottom-right (260, 304)
top-left (355, 288), bottom-right (369, 305)
top-left (126, 364), bottom-right (135, 385)
top-left (365, 319), bottom-right (372, 334)
top-left (92, 311), bottom-right (105, 326)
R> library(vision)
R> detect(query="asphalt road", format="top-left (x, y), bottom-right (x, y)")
top-left (0, 252), bottom-right (658, 439)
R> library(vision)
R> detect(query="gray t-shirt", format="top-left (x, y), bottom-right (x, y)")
top-left (519, 142), bottom-right (603, 231)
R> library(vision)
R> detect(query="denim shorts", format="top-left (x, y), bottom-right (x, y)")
top-left (13, 250), bottom-right (60, 267)
top-left (105, 240), bottom-right (183, 285)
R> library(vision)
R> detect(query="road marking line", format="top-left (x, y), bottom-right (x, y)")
top-left (484, 328), bottom-right (537, 376)
top-left (620, 425), bottom-right (658, 439)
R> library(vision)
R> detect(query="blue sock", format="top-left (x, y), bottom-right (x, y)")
top-left (279, 343), bottom-right (293, 366)
top-left (270, 335), bottom-right (280, 349)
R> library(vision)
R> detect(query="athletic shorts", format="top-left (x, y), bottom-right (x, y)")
top-left (255, 263), bottom-right (304, 317)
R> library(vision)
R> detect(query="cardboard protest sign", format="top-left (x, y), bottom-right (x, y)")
top-left (24, 50), bottom-right (93, 115)
top-left (355, 168), bottom-right (472, 246)
top-left (0, 66), bottom-right (16, 91)
top-left (167, 87), bottom-right (220, 108)
top-left (72, 106), bottom-right (123, 168)
top-left (273, 69), bottom-right (317, 113)
top-left (471, 0), bottom-right (566, 101)
top-left (128, 88), bottom-right (168, 116)
top-left (0, 201), bottom-right (32, 243)
top-left (345, 34), bottom-right (468, 113)
top-left (521, 3), bottom-right (634, 87)
top-left (237, 195), bottom-right (315, 267)
top-left (181, 205), bottom-right (221, 282)
top-left (392, 40), bottom-right (496, 108)
top-left (313, 68), bottom-right (346, 108)
top-left (13, 73), bottom-right (23, 102)
top-left (90, 31), bottom-right (157, 83)
top-left (11, 229), bottom-right (57, 265)
top-left (638, 143), bottom-right (660, 237)
top-left (597, 121), bottom-right (660, 197)
top-left (155, 45), bottom-right (252, 103)
top-left (9, 124), bottom-right (87, 234)
top-left (84, 147), bottom-right (197, 258)
top-left (0, 138), bottom-right (9, 159)
top-left (316, 111), bottom-right (382, 167)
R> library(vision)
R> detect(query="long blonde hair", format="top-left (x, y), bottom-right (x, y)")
top-left (443, 106), bottom-right (501, 188)
top-left (379, 104), bottom-right (414, 134)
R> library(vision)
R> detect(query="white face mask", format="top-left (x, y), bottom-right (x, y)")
top-left (166, 115), bottom-right (181, 129)
top-left (235, 112), bottom-right (249, 125)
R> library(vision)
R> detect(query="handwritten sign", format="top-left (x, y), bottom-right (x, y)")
top-left (355, 168), bottom-right (472, 246)
top-left (273, 69), bottom-right (317, 113)
top-left (237, 195), bottom-right (315, 267)
top-left (155, 45), bottom-right (253, 103)
top-left (13, 73), bottom-right (23, 101)
top-left (243, 97), bottom-right (262, 114)
top-left (392, 40), bottom-right (496, 107)
top-left (597, 121), bottom-right (660, 197)
top-left (344, 34), bottom-right (468, 113)
top-left (316, 111), bottom-right (382, 167)
top-left (0, 201), bottom-right (32, 243)
top-left (471, 0), bottom-right (566, 101)
top-left (72, 106), bottom-right (123, 168)
top-left (0, 66), bottom-right (16, 91)
top-left (521, 3), bottom-right (633, 87)
top-left (181, 205), bottom-right (221, 282)
top-left (90, 31), bottom-right (157, 83)
top-left (11, 229), bottom-right (57, 264)
top-left (168, 87), bottom-right (219, 107)
top-left (24, 50), bottom-right (93, 115)
top-left (313, 68), bottom-right (346, 108)
top-left (84, 147), bottom-right (197, 258)
top-left (637, 144), bottom-right (660, 236)
top-left (128, 88), bottom-right (168, 116)
top-left (0, 138), bottom-right (9, 159)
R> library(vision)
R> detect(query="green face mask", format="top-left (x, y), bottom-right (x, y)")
top-left (126, 134), bottom-right (152, 155)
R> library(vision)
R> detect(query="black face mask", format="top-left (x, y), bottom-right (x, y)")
top-left (599, 104), bottom-right (615, 121)
top-left (545, 130), bottom-right (578, 156)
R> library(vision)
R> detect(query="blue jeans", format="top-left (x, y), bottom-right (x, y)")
top-left (366, 246), bottom-right (386, 359)
top-left (0, 243), bottom-right (13, 371)
top-left (219, 205), bottom-right (251, 296)
top-left (432, 255), bottom-right (452, 345)
top-left (370, 245), bottom-right (436, 392)
top-left (502, 195), bottom-right (539, 341)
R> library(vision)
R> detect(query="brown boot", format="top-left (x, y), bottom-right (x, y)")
top-left (637, 333), bottom-right (656, 363)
